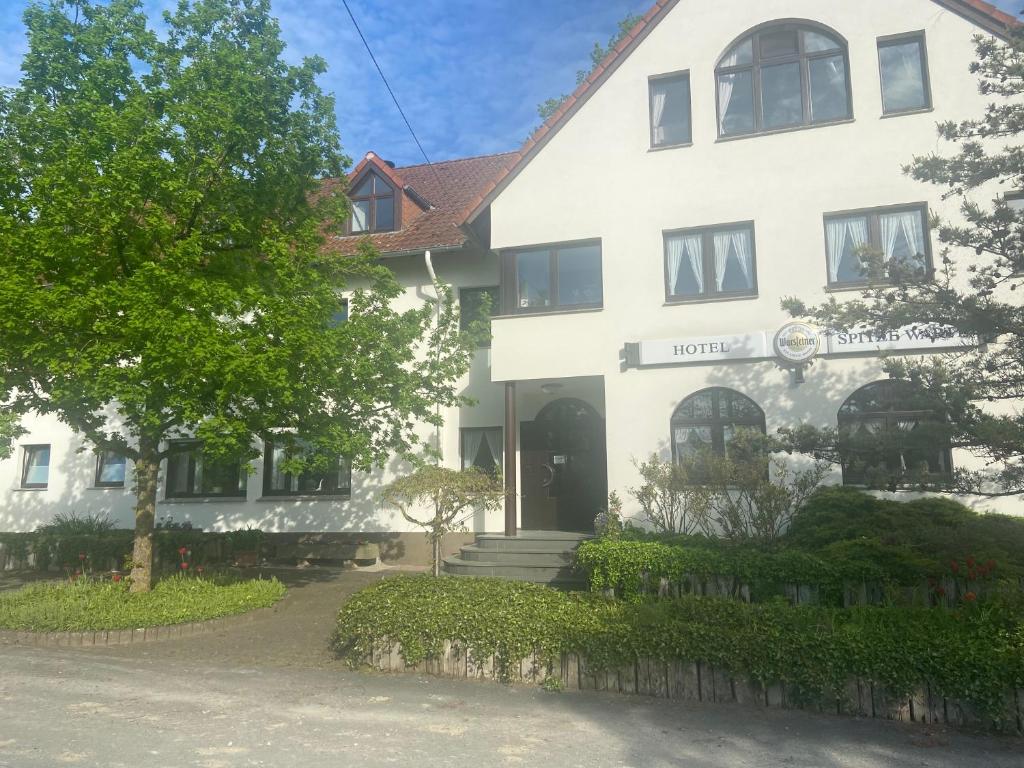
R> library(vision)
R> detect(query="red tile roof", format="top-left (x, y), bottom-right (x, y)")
top-left (323, 151), bottom-right (519, 256)
top-left (459, 0), bottom-right (1019, 225)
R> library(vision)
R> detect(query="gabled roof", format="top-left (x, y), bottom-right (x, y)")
top-left (460, 0), bottom-right (1019, 225)
top-left (322, 151), bottom-right (518, 257)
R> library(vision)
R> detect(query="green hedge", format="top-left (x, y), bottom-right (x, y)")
top-left (332, 575), bottom-right (1024, 721)
top-left (0, 572), bottom-right (286, 631)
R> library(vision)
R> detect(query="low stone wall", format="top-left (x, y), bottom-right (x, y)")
top-left (363, 640), bottom-right (1024, 734)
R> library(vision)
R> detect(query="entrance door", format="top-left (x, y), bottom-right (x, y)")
top-left (520, 398), bottom-right (607, 533)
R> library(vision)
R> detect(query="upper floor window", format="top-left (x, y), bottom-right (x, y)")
top-left (165, 440), bottom-right (247, 499)
top-left (664, 222), bottom-right (757, 301)
top-left (21, 444), bottom-right (50, 489)
top-left (349, 171), bottom-right (396, 233)
top-left (649, 72), bottom-right (691, 148)
top-left (671, 388), bottom-right (765, 462)
top-left (878, 33), bottom-right (931, 115)
top-left (824, 204), bottom-right (932, 287)
top-left (716, 23), bottom-right (851, 138)
top-left (503, 241), bottom-right (602, 314)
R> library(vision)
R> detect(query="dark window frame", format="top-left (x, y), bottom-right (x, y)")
top-left (837, 380), bottom-right (952, 487)
top-left (459, 286), bottom-right (500, 347)
top-left (164, 439), bottom-right (247, 499)
top-left (500, 239), bottom-right (604, 315)
top-left (715, 21), bottom-right (854, 139)
top-left (262, 439), bottom-right (352, 498)
top-left (663, 221), bottom-right (759, 303)
top-left (94, 449), bottom-right (127, 488)
top-left (670, 388), bottom-right (766, 463)
top-left (822, 202), bottom-right (933, 288)
top-left (347, 170), bottom-right (399, 234)
top-left (20, 444), bottom-right (50, 489)
top-left (459, 426), bottom-right (503, 474)
top-left (649, 70), bottom-right (692, 149)
top-left (877, 31), bottom-right (932, 116)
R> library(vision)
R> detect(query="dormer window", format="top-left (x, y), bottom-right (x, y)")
top-left (349, 171), bottom-right (396, 233)
top-left (716, 23), bottom-right (852, 138)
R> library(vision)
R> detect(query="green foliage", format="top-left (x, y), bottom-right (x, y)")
top-left (536, 12), bottom-right (643, 121)
top-left (0, 408), bottom-right (23, 461)
top-left (35, 511), bottom-right (115, 536)
top-left (628, 455), bottom-right (710, 535)
top-left (333, 575), bottom-right (1024, 719)
top-left (381, 465), bottom-right (504, 576)
top-left (225, 526), bottom-right (264, 553)
top-left (593, 491), bottom-right (624, 539)
top-left (0, 572), bottom-right (285, 631)
top-left (782, 31), bottom-right (1024, 496)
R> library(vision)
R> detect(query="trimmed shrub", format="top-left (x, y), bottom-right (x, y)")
top-left (332, 575), bottom-right (1024, 722)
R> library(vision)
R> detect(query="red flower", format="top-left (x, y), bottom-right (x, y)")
top-left (964, 591), bottom-right (977, 602)
top-left (950, 560), bottom-right (960, 574)
top-left (966, 555), bottom-right (976, 568)
top-left (968, 570), bottom-right (977, 581)
top-left (180, 562), bottom-right (189, 570)
top-left (178, 546), bottom-right (188, 556)
top-left (78, 553), bottom-right (86, 560)
top-left (112, 573), bottom-right (122, 582)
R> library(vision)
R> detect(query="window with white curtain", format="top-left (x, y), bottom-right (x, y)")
top-left (823, 204), bottom-right (931, 287)
top-left (664, 223), bottom-right (757, 300)
top-left (671, 388), bottom-right (765, 462)
top-left (716, 23), bottom-right (851, 138)
top-left (878, 33), bottom-right (931, 115)
top-left (460, 427), bottom-right (503, 474)
top-left (649, 72), bottom-right (691, 148)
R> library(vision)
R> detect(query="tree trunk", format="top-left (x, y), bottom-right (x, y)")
top-left (130, 446), bottom-right (159, 593)
top-left (432, 532), bottom-right (441, 577)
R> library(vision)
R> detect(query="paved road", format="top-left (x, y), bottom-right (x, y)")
top-left (0, 645), bottom-right (1021, 768)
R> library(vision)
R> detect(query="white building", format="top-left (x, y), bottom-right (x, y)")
top-left (1, 0), bottom-right (1020, 556)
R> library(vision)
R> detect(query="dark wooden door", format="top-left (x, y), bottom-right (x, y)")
top-left (520, 420), bottom-right (558, 530)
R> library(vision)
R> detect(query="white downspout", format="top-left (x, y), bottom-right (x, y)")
top-left (424, 250), bottom-right (442, 463)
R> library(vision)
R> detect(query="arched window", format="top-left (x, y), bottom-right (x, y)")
top-left (837, 380), bottom-right (952, 486)
top-left (349, 171), bottom-right (396, 233)
top-left (671, 388), bottom-right (766, 461)
top-left (716, 22), bottom-right (851, 138)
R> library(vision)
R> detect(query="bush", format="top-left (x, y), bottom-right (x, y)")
top-left (0, 572), bottom-right (285, 631)
top-left (332, 575), bottom-right (1024, 720)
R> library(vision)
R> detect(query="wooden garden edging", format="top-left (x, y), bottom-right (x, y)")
top-left (362, 640), bottom-right (1024, 735)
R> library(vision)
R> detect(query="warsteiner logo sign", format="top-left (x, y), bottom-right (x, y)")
top-left (773, 322), bottom-right (820, 364)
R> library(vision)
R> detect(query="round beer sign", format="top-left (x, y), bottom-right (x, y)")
top-left (773, 322), bottom-right (820, 364)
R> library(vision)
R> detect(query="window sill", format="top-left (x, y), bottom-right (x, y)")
top-left (648, 141), bottom-right (693, 153)
top-left (715, 117), bottom-right (854, 143)
top-left (825, 277), bottom-right (933, 293)
top-left (493, 306), bottom-right (603, 320)
top-left (87, 485), bottom-right (126, 491)
top-left (160, 496), bottom-right (249, 504)
top-left (880, 106), bottom-right (933, 119)
top-left (12, 487), bottom-right (47, 492)
top-left (257, 495), bottom-right (351, 502)
top-left (664, 293), bottom-right (758, 306)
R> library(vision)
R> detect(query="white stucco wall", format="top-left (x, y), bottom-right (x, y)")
top-left (486, 0), bottom-right (1022, 517)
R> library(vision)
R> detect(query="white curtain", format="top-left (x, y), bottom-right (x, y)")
top-left (461, 430), bottom-right (484, 470)
top-left (717, 74), bottom-right (735, 134)
top-left (713, 231), bottom-right (731, 290)
top-left (483, 428), bottom-right (503, 473)
top-left (713, 230), bottom-right (752, 290)
top-left (826, 216), bottom-right (869, 282)
top-left (666, 233), bottom-right (703, 295)
top-left (651, 83), bottom-right (668, 145)
top-left (880, 211), bottom-right (925, 269)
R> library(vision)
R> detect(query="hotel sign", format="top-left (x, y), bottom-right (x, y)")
top-left (625, 324), bottom-right (974, 368)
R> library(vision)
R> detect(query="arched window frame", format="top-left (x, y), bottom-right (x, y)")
top-left (670, 387), bottom-right (766, 463)
top-left (837, 380), bottom-right (952, 486)
top-left (715, 20), bottom-right (853, 139)
top-left (348, 170), bottom-right (398, 234)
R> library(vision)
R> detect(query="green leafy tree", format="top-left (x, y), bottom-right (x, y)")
top-left (628, 455), bottom-right (710, 535)
top-left (782, 30), bottom-right (1024, 498)
top-left (536, 12), bottom-right (642, 121)
top-left (0, 0), bottom-right (477, 590)
top-left (381, 465), bottom-right (504, 576)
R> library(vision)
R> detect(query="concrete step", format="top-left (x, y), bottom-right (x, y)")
top-left (457, 544), bottom-right (573, 566)
top-left (441, 555), bottom-right (586, 586)
top-left (474, 531), bottom-right (593, 552)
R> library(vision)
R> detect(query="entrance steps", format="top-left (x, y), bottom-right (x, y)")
top-left (442, 530), bottom-right (592, 588)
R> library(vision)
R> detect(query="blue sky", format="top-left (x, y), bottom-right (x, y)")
top-left (0, 0), bottom-right (1020, 169)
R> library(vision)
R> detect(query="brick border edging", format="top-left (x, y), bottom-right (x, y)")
top-left (360, 640), bottom-right (1024, 735)
top-left (0, 594), bottom-right (288, 649)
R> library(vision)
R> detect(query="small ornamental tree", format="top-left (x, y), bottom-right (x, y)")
top-left (381, 465), bottom-right (504, 576)
top-left (0, 1), bottom-right (478, 591)
top-left (783, 29), bottom-right (1024, 497)
top-left (628, 455), bottom-right (711, 536)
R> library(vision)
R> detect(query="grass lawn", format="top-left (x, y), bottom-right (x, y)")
top-left (0, 573), bottom-right (286, 632)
